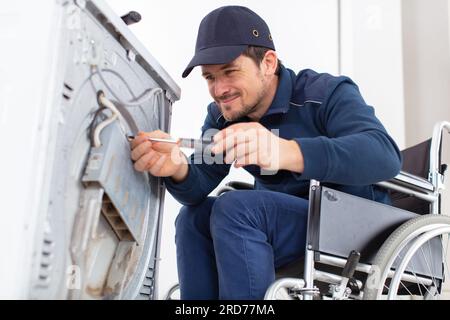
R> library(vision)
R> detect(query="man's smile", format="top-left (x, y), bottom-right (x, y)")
top-left (218, 93), bottom-right (240, 105)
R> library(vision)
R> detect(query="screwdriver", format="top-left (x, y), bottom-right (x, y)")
top-left (127, 135), bottom-right (214, 149)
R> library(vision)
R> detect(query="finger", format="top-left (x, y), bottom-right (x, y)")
top-left (217, 124), bottom-right (264, 154)
top-left (149, 154), bottom-right (167, 176)
top-left (213, 122), bottom-right (258, 143)
top-left (144, 130), bottom-right (177, 153)
top-left (222, 129), bottom-right (259, 162)
top-left (131, 140), bottom-right (152, 161)
top-left (224, 137), bottom-right (259, 163)
top-left (212, 123), bottom-right (248, 149)
top-left (212, 128), bottom-right (233, 150)
top-left (144, 152), bottom-right (162, 171)
top-left (143, 130), bottom-right (172, 139)
top-left (213, 125), bottom-right (233, 143)
top-left (151, 141), bottom-right (177, 153)
top-left (133, 130), bottom-right (172, 147)
top-left (236, 137), bottom-right (258, 158)
top-left (131, 134), bottom-right (152, 150)
top-left (212, 130), bottom-right (242, 155)
top-left (234, 149), bottom-right (272, 168)
top-left (134, 149), bottom-right (157, 171)
top-left (234, 150), bottom-right (259, 168)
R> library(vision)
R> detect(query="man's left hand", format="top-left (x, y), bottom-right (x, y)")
top-left (211, 122), bottom-right (304, 173)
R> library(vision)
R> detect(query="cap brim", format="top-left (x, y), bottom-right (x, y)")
top-left (182, 45), bottom-right (247, 78)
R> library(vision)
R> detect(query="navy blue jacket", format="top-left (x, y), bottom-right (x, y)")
top-left (164, 66), bottom-right (402, 206)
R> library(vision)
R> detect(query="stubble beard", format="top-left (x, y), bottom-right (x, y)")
top-left (221, 102), bottom-right (257, 122)
top-left (220, 86), bottom-right (266, 122)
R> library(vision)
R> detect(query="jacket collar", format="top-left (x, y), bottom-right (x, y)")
top-left (260, 65), bottom-right (292, 118)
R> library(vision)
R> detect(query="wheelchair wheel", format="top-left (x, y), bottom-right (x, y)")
top-left (364, 215), bottom-right (450, 300)
top-left (264, 278), bottom-right (306, 300)
top-left (164, 284), bottom-right (180, 300)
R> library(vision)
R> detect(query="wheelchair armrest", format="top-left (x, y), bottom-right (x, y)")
top-left (375, 171), bottom-right (437, 204)
top-left (379, 171), bottom-right (434, 192)
top-left (225, 181), bottom-right (254, 190)
top-left (216, 181), bottom-right (254, 197)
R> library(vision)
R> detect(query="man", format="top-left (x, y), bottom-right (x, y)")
top-left (131, 6), bottom-right (401, 299)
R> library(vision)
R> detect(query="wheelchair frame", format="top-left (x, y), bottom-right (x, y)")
top-left (265, 121), bottom-right (450, 300)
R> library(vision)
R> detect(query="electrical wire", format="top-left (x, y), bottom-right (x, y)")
top-left (88, 106), bottom-right (107, 147)
top-left (89, 66), bottom-right (164, 131)
top-left (92, 92), bottom-right (129, 147)
top-left (87, 40), bottom-right (165, 141)
top-left (91, 65), bottom-right (164, 107)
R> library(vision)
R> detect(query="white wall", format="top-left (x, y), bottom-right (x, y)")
top-left (106, 0), bottom-right (340, 299)
top-left (340, 0), bottom-right (405, 149)
top-left (402, 0), bottom-right (450, 146)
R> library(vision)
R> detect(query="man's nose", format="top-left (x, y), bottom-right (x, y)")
top-left (213, 77), bottom-right (230, 98)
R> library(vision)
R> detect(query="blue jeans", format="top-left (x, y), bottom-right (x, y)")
top-left (174, 190), bottom-right (309, 300)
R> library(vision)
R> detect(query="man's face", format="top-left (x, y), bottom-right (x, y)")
top-left (201, 55), bottom-right (269, 121)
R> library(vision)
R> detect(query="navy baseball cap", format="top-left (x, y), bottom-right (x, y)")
top-left (182, 6), bottom-right (275, 78)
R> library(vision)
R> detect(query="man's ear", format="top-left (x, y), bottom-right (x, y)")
top-left (262, 50), bottom-right (278, 76)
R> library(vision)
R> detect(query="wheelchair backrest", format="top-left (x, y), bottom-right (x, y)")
top-left (390, 139), bottom-right (431, 214)
top-left (400, 139), bottom-right (431, 179)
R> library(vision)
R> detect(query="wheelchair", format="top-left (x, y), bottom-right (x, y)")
top-left (166, 121), bottom-right (450, 300)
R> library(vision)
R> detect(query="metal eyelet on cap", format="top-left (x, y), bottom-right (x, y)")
top-left (269, 34), bottom-right (273, 41)
top-left (252, 29), bottom-right (259, 37)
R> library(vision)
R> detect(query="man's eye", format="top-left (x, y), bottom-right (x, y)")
top-left (204, 75), bottom-right (214, 81)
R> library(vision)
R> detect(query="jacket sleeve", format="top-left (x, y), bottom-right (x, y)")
top-left (293, 79), bottom-right (402, 185)
top-left (163, 104), bottom-right (231, 206)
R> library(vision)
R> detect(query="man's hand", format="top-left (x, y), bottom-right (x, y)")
top-left (211, 122), bottom-right (304, 173)
top-left (130, 130), bottom-right (188, 182)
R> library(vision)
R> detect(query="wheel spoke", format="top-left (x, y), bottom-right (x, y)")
top-left (444, 235), bottom-right (450, 278)
top-left (399, 280), bottom-right (414, 296)
top-left (418, 245), bottom-right (435, 296)
top-left (442, 236), bottom-right (450, 286)
top-left (407, 266), bottom-right (425, 296)
top-left (383, 282), bottom-right (390, 293)
top-left (426, 239), bottom-right (438, 287)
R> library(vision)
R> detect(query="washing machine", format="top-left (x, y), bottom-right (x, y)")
top-left (0, 0), bottom-right (180, 299)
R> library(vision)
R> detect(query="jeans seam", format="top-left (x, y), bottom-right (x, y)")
top-left (242, 237), bottom-right (254, 299)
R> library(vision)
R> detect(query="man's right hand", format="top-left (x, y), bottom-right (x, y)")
top-left (130, 130), bottom-right (189, 182)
